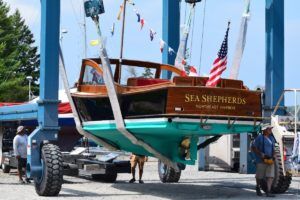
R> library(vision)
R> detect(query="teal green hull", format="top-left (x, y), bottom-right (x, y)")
top-left (83, 118), bottom-right (259, 165)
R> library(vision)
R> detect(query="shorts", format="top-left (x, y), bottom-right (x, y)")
top-left (130, 155), bottom-right (146, 169)
top-left (17, 158), bottom-right (27, 171)
top-left (256, 162), bottom-right (275, 179)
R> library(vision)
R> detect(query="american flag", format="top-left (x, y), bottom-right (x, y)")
top-left (206, 22), bottom-right (230, 87)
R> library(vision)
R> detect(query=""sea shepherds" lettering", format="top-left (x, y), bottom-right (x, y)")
top-left (184, 94), bottom-right (246, 105)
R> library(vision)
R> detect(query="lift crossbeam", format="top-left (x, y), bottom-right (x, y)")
top-left (0, 104), bottom-right (37, 121)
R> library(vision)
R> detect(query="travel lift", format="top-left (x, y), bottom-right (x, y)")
top-left (0, 0), bottom-right (286, 197)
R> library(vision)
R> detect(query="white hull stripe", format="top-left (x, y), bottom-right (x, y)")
top-left (83, 117), bottom-right (257, 126)
top-left (58, 113), bottom-right (74, 118)
top-left (83, 118), bottom-right (168, 126)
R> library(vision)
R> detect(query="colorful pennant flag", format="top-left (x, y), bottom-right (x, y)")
top-left (110, 23), bottom-right (115, 36)
top-left (140, 18), bottom-right (145, 30)
top-left (126, 1), bottom-right (185, 66)
top-left (127, 0), bottom-right (135, 6)
top-left (90, 39), bottom-right (100, 46)
top-left (117, 4), bottom-right (124, 21)
top-left (136, 11), bottom-right (141, 22)
top-left (159, 39), bottom-right (165, 53)
top-left (189, 66), bottom-right (198, 77)
top-left (168, 47), bottom-right (175, 55)
top-left (150, 29), bottom-right (156, 41)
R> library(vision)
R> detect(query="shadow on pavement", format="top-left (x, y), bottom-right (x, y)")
top-left (113, 181), bottom-right (300, 199)
top-left (60, 188), bottom-right (139, 198)
top-left (112, 182), bottom-right (256, 199)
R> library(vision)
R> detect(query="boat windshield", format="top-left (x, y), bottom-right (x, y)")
top-left (120, 65), bottom-right (155, 85)
top-left (82, 65), bottom-right (104, 85)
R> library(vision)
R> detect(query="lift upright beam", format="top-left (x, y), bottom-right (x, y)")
top-left (239, 0), bottom-right (285, 174)
top-left (38, 0), bottom-right (60, 126)
top-left (27, 0), bottom-right (60, 178)
top-left (265, 0), bottom-right (285, 116)
top-left (162, 0), bottom-right (180, 79)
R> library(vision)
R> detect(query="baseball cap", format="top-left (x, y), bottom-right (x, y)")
top-left (261, 123), bottom-right (273, 131)
top-left (17, 126), bottom-right (24, 133)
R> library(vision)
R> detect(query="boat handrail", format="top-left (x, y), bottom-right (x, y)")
top-left (81, 58), bottom-right (182, 79)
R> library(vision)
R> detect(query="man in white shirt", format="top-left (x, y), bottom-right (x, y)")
top-left (13, 126), bottom-right (30, 183)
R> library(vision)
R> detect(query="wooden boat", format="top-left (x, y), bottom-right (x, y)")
top-left (71, 58), bottom-right (262, 165)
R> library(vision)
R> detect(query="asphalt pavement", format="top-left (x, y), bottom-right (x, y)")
top-left (0, 160), bottom-right (299, 200)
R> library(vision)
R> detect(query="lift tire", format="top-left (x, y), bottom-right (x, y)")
top-left (2, 163), bottom-right (10, 173)
top-left (158, 160), bottom-right (181, 183)
top-left (35, 144), bottom-right (63, 196)
top-left (261, 147), bottom-right (292, 194)
top-left (91, 171), bottom-right (117, 183)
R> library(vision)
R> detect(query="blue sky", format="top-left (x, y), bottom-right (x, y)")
top-left (4, 0), bottom-right (300, 106)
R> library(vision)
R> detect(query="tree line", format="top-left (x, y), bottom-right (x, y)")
top-left (0, 0), bottom-right (39, 102)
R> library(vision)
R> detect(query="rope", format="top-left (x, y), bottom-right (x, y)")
top-left (70, 0), bottom-right (85, 35)
top-left (198, 0), bottom-right (207, 74)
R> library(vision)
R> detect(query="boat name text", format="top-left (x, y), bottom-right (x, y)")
top-left (184, 94), bottom-right (246, 105)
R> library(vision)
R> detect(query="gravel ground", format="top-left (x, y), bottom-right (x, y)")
top-left (0, 160), bottom-right (299, 200)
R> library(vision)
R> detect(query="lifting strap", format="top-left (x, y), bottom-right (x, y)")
top-left (90, 16), bottom-right (180, 171)
top-left (98, 44), bottom-right (179, 171)
top-left (58, 46), bottom-right (118, 151)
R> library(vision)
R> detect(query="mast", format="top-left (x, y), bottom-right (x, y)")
top-left (83, 0), bottom-right (88, 82)
top-left (83, 0), bottom-right (87, 58)
top-left (117, 0), bottom-right (127, 83)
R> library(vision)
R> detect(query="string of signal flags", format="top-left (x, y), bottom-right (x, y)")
top-left (90, 0), bottom-right (176, 56)
top-left (88, 0), bottom-right (199, 77)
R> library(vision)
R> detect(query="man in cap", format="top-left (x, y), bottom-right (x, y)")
top-left (13, 126), bottom-right (30, 183)
top-left (251, 124), bottom-right (276, 197)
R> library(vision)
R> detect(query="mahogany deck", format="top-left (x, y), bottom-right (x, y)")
top-left (71, 59), bottom-right (262, 122)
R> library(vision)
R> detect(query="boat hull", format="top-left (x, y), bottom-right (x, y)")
top-left (83, 117), bottom-right (260, 165)
top-left (72, 59), bottom-right (263, 165)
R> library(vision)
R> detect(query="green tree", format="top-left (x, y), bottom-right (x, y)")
top-left (142, 68), bottom-right (153, 78)
top-left (0, 1), bottom-right (39, 102)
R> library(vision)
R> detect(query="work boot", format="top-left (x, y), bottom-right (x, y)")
top-left (256, 186), bottom-right (262, 196)
top-left (266, 191), bottom-right (275, 197)
top-left (129, 178), bottom-right (136, 183)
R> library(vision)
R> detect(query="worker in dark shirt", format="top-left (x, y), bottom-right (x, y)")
top-left (251, 124), bottom-right (276, 197)
top-left (13, 126), bottom-right (30, 184)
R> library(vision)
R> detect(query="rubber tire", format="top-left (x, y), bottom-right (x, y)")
top-left (158, 160), bottom-right (181, 183)
top-left (34, 144), bottom-right (63, 196)
top-left (2, 163), bottom-right (10, 173)
top-left (261, 146), bottom-right (292, 194)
